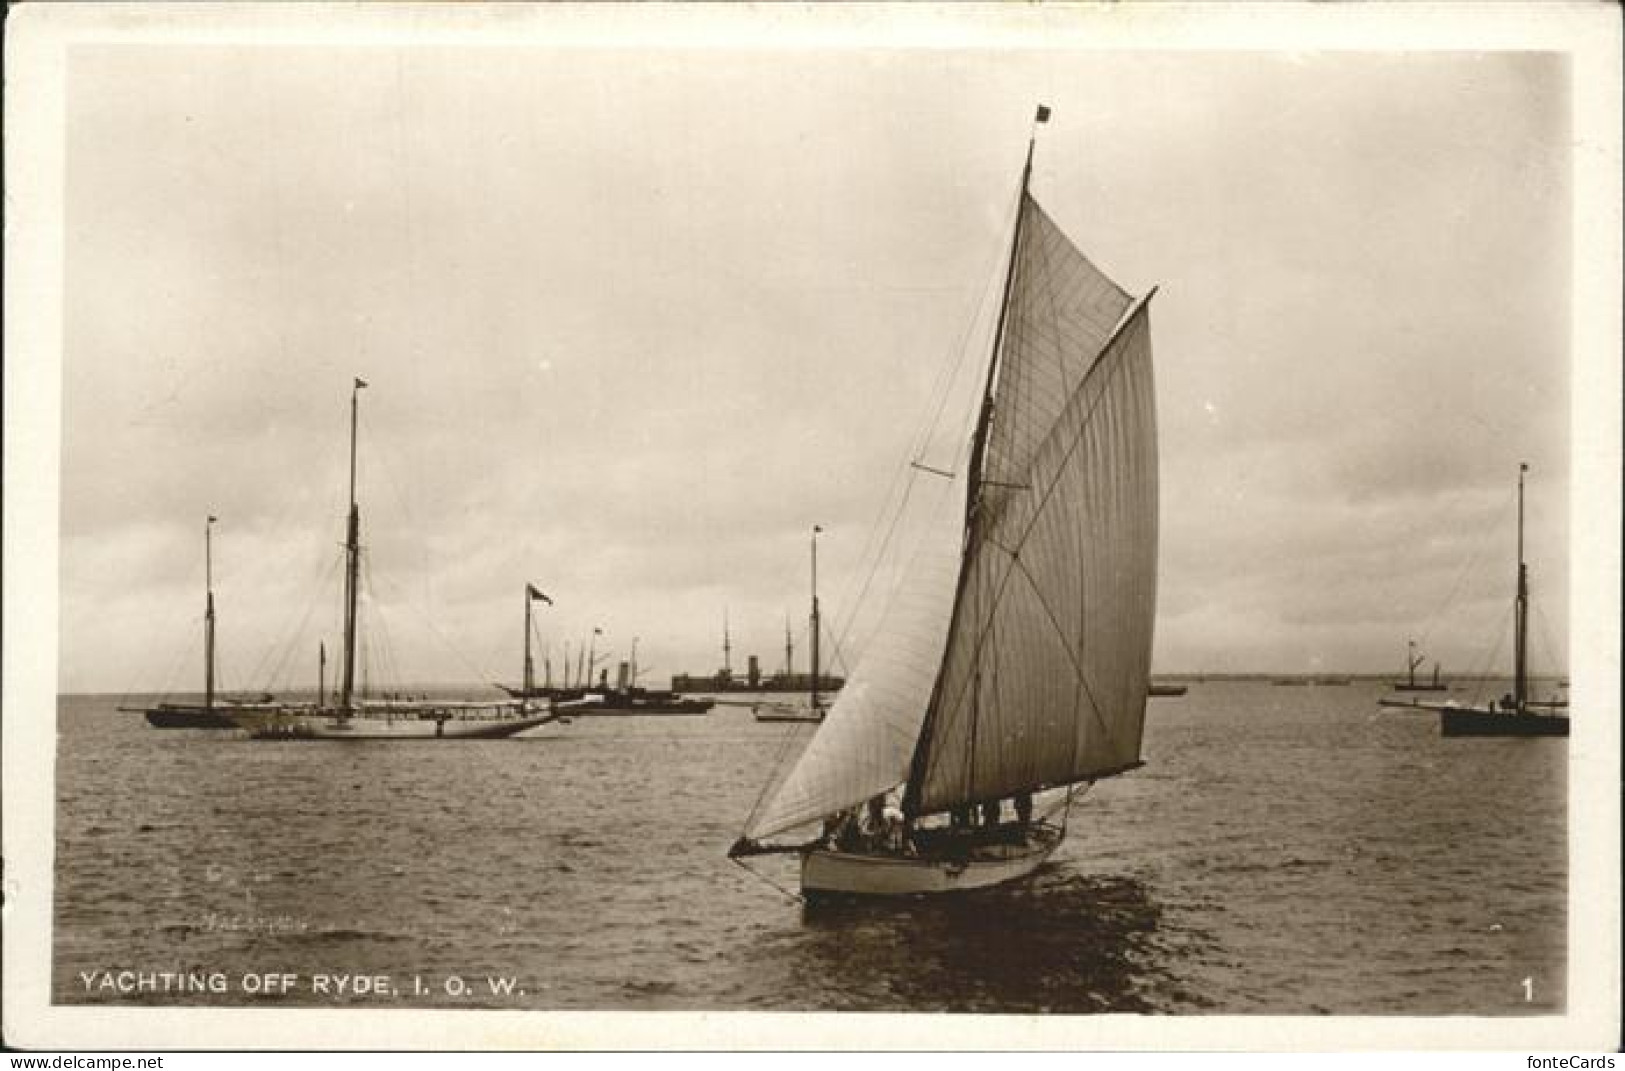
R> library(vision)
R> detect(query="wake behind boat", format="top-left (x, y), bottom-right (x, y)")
top-left (730, 106), bottom-right (1158, 898)
top-left (229, 380), bottom-right (562, 741)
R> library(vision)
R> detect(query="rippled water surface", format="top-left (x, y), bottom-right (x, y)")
top-left (53, 682), bottom-right (1565, 1013)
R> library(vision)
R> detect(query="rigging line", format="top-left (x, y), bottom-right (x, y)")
top-left (728, 856), bottom-right (805, 905)
top-left (129, 622), bottom-right (198, 708)
top-left (1463, 600), bottom-right (1515, 708)
top-left (907, 182), bottom-right (1026, 468)
top-left (366, 553), bottom-right (502, 689)
top-left (826, 187), bottom-right (1023, 657)
top-left (827, 476), bottom-right (919, 656)
top-left (740, 716), bottom-right (820, 835)
top-left (1415, 488), bottom-right (1517, 651)
top-left (1529, 599), bottom-right (1565, 679)
top-left (255, 551), bottom-right (345, 694)
top-left (983, 534), bottom-right (1117, 746)
top-left (929, 309), bottom-right (1148, 762)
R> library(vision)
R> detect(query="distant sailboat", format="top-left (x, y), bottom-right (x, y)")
top-left (1390, 639), bottom-right (1448, 692)
top-left (123, 516), bottom-right (277, 729)
top-left (1379, 464), bottom-right (1568, 737)
top-left (755, 526), bottom-right (832, 724)
top-left (228, 380), bottom-right (561, 740)
top-left (730, 106), bottom-right (1158, 897)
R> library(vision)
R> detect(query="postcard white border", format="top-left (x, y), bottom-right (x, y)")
top-left (5, 1), bottom-right (1620, 1051)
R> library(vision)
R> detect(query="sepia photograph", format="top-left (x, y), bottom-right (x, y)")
top-left (4, 1), bottom-right (1620, 1052)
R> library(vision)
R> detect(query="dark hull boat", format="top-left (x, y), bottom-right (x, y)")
top-left (576, 691), bottom-right (714, 716)
top-left (1441, 707), bottom-right (1568, 737)
top-left (144, 701), bottom-right (277, 729)
top-left (1377, 465), bottom-right (1568, 739)
top-left (143, 705), bottom-right (236, 729)
top-left (122, 516), bottom-right (275, 729)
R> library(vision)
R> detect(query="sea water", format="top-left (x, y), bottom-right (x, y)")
top-left (50, 681), bottom-right (1565, 1013)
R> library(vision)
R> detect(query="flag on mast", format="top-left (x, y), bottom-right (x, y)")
top-left (527, 583), bottom-right (552, 604)
top-left (1035, 104), bottom-right (1051, 123)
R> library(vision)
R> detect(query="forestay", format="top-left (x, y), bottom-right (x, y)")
top-left (744, 467), bottom-right (967, 841)
top-left (907, 193), bottom-right (1158, 817)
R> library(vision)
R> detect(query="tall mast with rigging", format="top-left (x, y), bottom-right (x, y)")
top-left (903, 107), bottom-right (1043, 818)
top-left (810, 525), bottom-right (822, 711)
top-left (339, 378), bottom-right (367, 714)
top-left (1514, 462), bottom-right (1529, 712)
top-left (524, 587), bottom-right (535, 694)
top-left (204, 515), bottom-right (216, 710)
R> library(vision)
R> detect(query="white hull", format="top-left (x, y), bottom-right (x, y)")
top-left (230, 709), bottom-right (558, 740)
top-left (801, 826), bottom-right (1061, 898)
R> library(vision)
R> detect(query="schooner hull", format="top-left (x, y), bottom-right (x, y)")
top-left (801, 827), bottom-right (1061, 899)
top-left (142, 706), bottom-right (238, 729)
top-left (230, 711), bottom-right (558, 740)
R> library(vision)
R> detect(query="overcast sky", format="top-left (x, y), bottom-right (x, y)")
top-left (54, 32), bottom-right (1581, 695)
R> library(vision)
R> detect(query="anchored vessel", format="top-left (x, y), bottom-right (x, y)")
top-left (1391, 639), bottom-right (1449, 692)
top-left (502, 603), bottom-right (714, 715)
top-left (228, 380), bottom-right (561, 740)
top-left (755, 527), bottom-right (833, 724)
top-left (1379, 464), bottom-right (1568, 737)
top-left (730, 107), bottom-right (1159, 897)
top-left (123, 516), bottom-right (278, 729)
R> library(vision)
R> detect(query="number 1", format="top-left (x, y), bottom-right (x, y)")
top-left (1521, 977), bottom-right (1534, 1001)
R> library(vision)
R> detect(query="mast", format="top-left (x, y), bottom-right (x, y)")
top-left (784, 615), bottom-right (794, 681)
top-left (523, 586), bottom-right (535, 694)
top-left (1514, 462), bottom-right (1529, 712)
top-left (204, 515), bottom-right (216, 709)
top-left (1407, 639), bottom-right (1423, 687)
top-left (810, 525), bottom-right (822, 710)
top-left (903, 107), bottom-right (1042, 818)
top-left (723, 610), bottom-right (732, 681)
top-left (630, 636), bottom-right (639, 689)
top-left (339, 377), bottom-right (367, 714)
top-left (588, 628), bottom-right (602, 690)
top-left (318, 641), bottom-right (326, 708)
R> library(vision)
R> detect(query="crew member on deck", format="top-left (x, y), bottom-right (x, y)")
top-left (1014, 793), bottom-right (1033, 827)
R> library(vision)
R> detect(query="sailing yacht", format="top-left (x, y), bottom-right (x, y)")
top-left (729, 106), bottom-right (1159, 897)
top-left (1390, 639), bottom-right (1448, 692)
top-left (123, 516), bottom-right (279, 728)
top-left (228, 380), bottom-right (562, 740)
top-left (1379, 464), bottom-right (1569, 737)
top-left (755, 526), bottom-right (833, 723)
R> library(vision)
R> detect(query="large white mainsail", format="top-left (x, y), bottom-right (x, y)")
top-left (744, 466), bottom-right (967, 841)
top-left (906, 193), bottom-right (1158, 816)
top-left (740, 110), bottom-right (1158, 854)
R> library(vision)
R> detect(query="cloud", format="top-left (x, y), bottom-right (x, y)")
top-left (56, 47), bottom-right (1574, 692)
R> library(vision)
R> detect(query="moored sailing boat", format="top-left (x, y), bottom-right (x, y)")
top-left (1390, 639), bottom-right (1448, 692)
top-left (228, 380), bottom-right (561, 740)
top-left (123, 516), bottom-right (278, 729)
top-left (729, 106), bottom-right (1159, 897)
top-left (755, 526), bottom-right (833, 724)
top-left (1378, 464), bottom-right (1568, 737)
